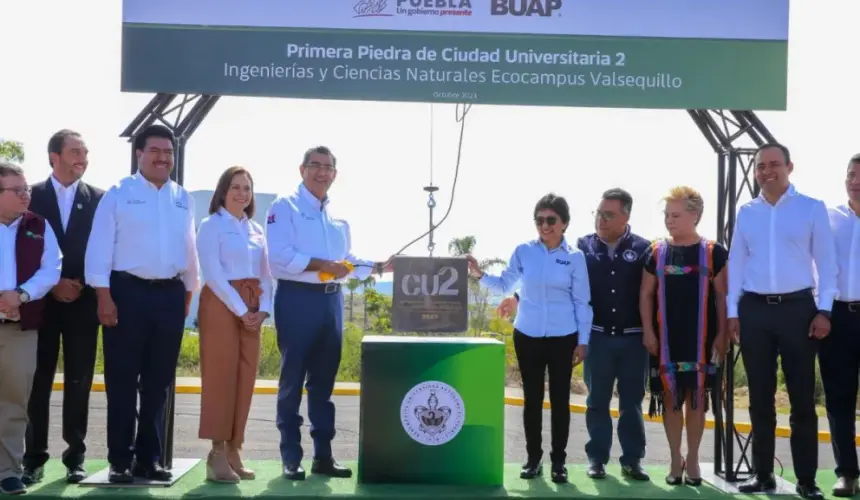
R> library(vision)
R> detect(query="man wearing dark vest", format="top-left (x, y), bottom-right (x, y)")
top-left (0, 162), bottom-right (62, 495)
top-left (22, 130), bottom-right (104, 485)
top-left (498, 188), bottom-right (651, 481)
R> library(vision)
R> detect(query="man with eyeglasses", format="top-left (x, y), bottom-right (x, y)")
top-left (266, 146), bottom-right (392, 480)
top-left (498, 188), bottom-right (651, 481)
top-left (0, 162), bottom-right (62, 495)
top-left (85, 125), bottom-right (199, 484)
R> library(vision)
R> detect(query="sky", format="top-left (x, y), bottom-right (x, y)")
top-left (1, 0), bottom-right (858, 266)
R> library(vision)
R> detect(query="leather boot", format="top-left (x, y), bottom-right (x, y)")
top-left (206, 442), bottom-right (240, 483)
top-left (227, 442), bottom-right (256, 480)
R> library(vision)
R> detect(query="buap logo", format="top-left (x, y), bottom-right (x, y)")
top-left (354, 0), bottom-right (392, 17)
top-left (490, 0), bottom-right (562, 17)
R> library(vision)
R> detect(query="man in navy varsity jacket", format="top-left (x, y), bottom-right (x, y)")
top-left (0, 162), bottom-right (62, 495)
top-left (499, 188), bottom-right (651, 480)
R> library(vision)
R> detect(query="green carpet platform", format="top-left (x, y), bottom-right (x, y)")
top-left (21, 461), bottom-right (820, 499)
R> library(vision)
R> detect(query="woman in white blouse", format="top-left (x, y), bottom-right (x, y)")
top-left (195, 166), bottom-right (272, 483)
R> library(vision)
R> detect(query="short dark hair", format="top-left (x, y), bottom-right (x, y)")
top-left (47, 129), bottom-right (82, 168)
top-left (134, 125), bottom-right (176, 152)
top-left (848, 154), bottom-right (860, 169)
top-left (0, 162), bottom-right (24, 178)
top-left (0, 162), bottom-right (24, 189)
top-left (601, 188), bottom-right (633, 215)
top-left (302, 146), bottom-right (337, 168)
top-left (534, 193), bottom-right (570, 226)
top-left (754, 143), bottom-right (791, 165)
top-left (209, 166), bottom-right (256, 218)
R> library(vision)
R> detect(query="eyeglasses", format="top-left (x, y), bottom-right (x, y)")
top-left (593, 210), bottom-right (617, 221)
top-left (305, 162), bottom-right (336, 173)
top-left (534, 215), bottom-right (558, 226)
top-left (0, 186), bottom-right (31, 197)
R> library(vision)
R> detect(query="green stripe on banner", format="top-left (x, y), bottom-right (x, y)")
top-left (121, 24), bottom-right (788, 110)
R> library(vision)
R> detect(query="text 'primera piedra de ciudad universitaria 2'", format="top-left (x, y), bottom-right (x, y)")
top-left (223, 43), bottom-right (684, 91)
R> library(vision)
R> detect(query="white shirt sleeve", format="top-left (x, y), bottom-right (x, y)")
top-left (196, 217), bottom-right (248, 317)
top-left (811, 200), bottom-right (839, 312)
top-left (266, 200), bottom-right (313, 276)
top-left (259, 232), bottom-right (274, 315)
top-left (84, 187), bottom-right (118, 289)
top-left (182, 195), bottom-right (200, 293)
top-left (20, 223), bottom-right (62, 301)
top-left (726, 216), bottom-right (748, 319)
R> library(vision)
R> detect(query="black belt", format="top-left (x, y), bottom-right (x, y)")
top-left (279, 280), bottom-right (341, 294)
top-left (743, 288), bottom-right (813, 305)
top-left (835, 300), bottom-right (860, 313)
top-left (114, 271), bottom-right (180, 285)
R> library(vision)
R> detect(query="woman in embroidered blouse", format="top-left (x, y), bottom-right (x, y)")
top-left (639, 186), bottom-right (729, 486)
top-left (195, 166), bottom-right (273, 483)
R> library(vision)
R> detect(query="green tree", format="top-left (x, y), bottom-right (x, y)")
top-left (0, 139), bottom-right (25, 163)
top-left (448, 236), bottom-right (506, 335)
top-left (346, 278), bottom-right (361, 322)
top-left (360, 275), bottom-right (376, 329)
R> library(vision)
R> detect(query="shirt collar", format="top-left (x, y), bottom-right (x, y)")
top-left (218, 206), bottom-right (248, 223)
top-left (50, 175), bottom-right (80, 194)
top-left (133, 172), bottom-right (171, 190)
top-left (757, 183), bottom-right (797, 205)
top-left (597, 225), bottom-right (630, 247)
top-left (298, 182), bottom-right (329, 211)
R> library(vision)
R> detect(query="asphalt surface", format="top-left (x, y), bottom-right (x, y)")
top-left (44, 393), bottom-right (835, 473)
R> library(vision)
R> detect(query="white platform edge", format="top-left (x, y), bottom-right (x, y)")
top-left (79, 458), bottom-right (201, 488)
top-left (700, 463), bottom-right (797, 495)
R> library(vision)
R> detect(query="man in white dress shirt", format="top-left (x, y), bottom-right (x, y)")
top-left (727, 143), bottom-right (837, 500)
top-left (266, 146), bottom-right (391, 480)
top-left (819, 154), bottom-right (860, 497)
top-left (0, 162), bottom-right (62, 495)
top-left (85, 125), bottom-right (199, 484)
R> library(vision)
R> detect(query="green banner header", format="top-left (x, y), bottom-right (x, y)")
top-left (121, 24), bottom-right (788, 110)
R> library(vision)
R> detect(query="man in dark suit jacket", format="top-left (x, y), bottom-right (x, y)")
top-left (22, 130), bottom-right (104, 485)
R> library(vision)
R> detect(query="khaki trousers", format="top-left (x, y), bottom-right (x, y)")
top-left (198, 279), bottom-right (262, 445)
top-left (0, 323), bottom-right (37, 480)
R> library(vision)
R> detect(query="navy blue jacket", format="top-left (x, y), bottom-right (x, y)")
top-left (576, 228), bottom-right (651, 336)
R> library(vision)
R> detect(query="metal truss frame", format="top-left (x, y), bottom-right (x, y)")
top-left (123, 95), bottom-right (778, 475)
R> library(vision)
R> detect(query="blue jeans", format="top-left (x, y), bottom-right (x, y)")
top-left (583, 332), bottom-right (648, 466)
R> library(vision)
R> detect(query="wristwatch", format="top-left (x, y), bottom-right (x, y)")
top-left (15, 287), bottom-right (30, 303)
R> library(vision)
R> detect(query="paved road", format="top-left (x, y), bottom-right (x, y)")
top-left (44, 393), bottom-right (835, 473)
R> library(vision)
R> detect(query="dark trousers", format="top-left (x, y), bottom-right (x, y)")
top-left (583, 332), bottom-right (648, 466)
top-left (818, 301), bottom-right (860, 479)
top-left (739, 291), bottom-right (819, 484)
top-left (513, 330), bottom-right (577, 465)
top-left (274, 281), bottom-right (343, 464)
top-left (102, 272), bottom-right (185, 469)
top-left (24, 295), bottom-right (99, 470)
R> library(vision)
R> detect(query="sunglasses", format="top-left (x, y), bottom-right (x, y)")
top-left (534, 216), bottom-right (558, 226)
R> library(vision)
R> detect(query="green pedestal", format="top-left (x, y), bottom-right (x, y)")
top-left (358, 336), bottom-right (505, 486)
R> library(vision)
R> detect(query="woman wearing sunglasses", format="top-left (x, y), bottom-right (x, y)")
top-left (467, 193), bottom-right (593, 485)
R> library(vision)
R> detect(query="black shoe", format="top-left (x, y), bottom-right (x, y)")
top-left (551, 463), bottom-right (568, 483)
top-left (738, 474), bottom-right (777, 493)
top-left (622, 464), bottom-right (650, 481)
top-left (0, 477), bottom-right (26, 495)
top-left (797, 483), bottom-right (825, 500)
top-left (520, 460), bottom-right (542, 479)
top-left (21, 466), bottom-right (43, 486)
top-left (833, 477), bottom-right (860, 498)
top-left (108, 466), bottom-right (134, 484)
top-left (66, 465), bottom-right (87, 484)
top-left (311, 458), bottom-right (352, 478)
top-left (131, 461), bottom-right (172, 481)
top-left (586, 463), bottom-right (606, 479)
top-left (283, 463), bottom-right (306, 480)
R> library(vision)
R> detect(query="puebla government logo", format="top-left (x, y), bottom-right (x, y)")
top-left (400, 381), bottom-right (465, 446)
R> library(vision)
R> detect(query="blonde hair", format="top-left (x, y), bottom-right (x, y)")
top-left (663, 185), bottom-right (704, 224)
